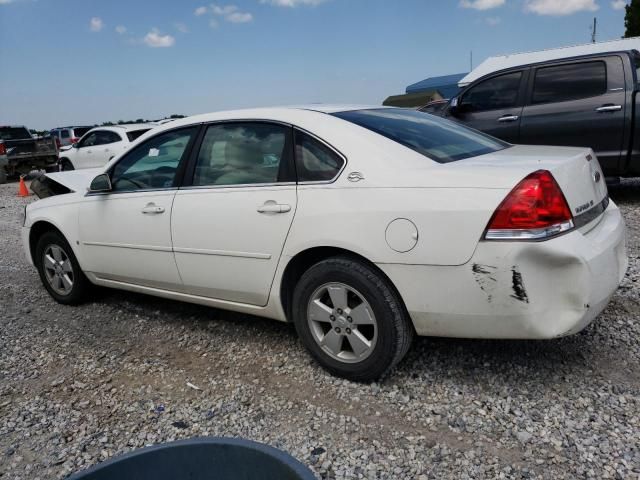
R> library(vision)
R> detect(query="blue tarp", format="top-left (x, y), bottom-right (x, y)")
top-left (405, 73), bottom-right (467, 99)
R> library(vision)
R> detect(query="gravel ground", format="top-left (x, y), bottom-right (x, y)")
top-left (0, 180), bottom-right (639, 480)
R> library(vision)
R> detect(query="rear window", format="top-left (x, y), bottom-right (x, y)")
top-left (0, 127), bottom-right (32, 141)
top-left (332, 108), bottom-right (508, 163)
top-left (127, 129), bottom-right (151, 142)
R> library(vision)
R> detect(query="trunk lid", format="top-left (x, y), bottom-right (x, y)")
top-left (452, 145), bottom-right (608, 227)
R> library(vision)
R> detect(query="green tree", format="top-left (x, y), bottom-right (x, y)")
top-left (625, 0), bottom-right (640, 38)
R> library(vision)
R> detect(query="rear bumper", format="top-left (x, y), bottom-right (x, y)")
top-left (379, 201), bottom-right (627, 339)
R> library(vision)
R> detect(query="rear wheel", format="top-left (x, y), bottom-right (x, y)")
top-left (35, 231), bottom-right (90, 304)
top-left (60, 159), bottom-right (74, 171)
top-left (292, 257), bottom-right (414, 381)
top-left (0, 168), bottom-right (6, 184)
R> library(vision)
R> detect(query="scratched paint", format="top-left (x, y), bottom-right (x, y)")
top-left (472, 263), bottom-right (498, 303)
top-left (510, 266), bottom-right (529, 303)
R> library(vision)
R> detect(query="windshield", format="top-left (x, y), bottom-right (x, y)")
top-left (0, 127), bottom-right (32, 141)
top-left (332, 108), bottom-right (509, 163)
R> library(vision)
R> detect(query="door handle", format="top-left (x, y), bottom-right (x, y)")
top-left (141, 203), bottom-right (165, 215)
top-left (596, 105), bottom-right (622, 113)
top-left (498, 115), bottom-right (519, 122)
top-left (257, 201), bottom-right (291, 214)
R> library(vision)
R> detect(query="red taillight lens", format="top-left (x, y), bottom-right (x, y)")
top-left (0, 143), bottom-right (5, 155)
top-left (485, 170), bottom-right (573, 240)
top-left (70, 137), bottom-right (79, 144)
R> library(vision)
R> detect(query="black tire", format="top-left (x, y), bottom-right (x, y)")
top-left (60, 159), bottom-right (74, 171)
top-left (292, 256), bottom-right (414, 382)
top-left (45, 165), bottom-right (60, 173)
top-left (0, 168), bottom-right (6, 184)
top-left (35, 230), bottom-right (90, 305)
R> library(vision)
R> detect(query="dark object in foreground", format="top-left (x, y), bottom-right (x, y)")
top-left (68, 437), bottom-right (315, 480)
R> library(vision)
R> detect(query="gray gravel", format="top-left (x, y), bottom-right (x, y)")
top-left (1, 180), bottom-right (639, 480)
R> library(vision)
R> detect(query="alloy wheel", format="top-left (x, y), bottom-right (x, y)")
top-left (307, 282), bottom-right (378, 363)
top-left (42, 244), bottom-right (74, 296)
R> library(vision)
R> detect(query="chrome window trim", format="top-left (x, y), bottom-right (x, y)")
top-left (179, 181), bottom-right (297, 191)
top-left (85, 187), bottom-right (179, 197)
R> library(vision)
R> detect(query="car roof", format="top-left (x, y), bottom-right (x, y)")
top-left (93, 124), bottom-right (155, 132)
top-left (287, 104), bottom-right (390, 114)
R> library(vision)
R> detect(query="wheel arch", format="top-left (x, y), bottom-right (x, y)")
top-left (278, 246), bottom-right (411, 325)
top-left (29, 221), bottom-right (71, 265)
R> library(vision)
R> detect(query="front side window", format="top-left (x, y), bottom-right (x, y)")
top-left (332, 108), bottom-right (508, 163)
top-left (295, 131), bottom-right (344, 182)
top-left (78, 132), bottom-right (99, 147)
top-left (461, 71), bottom-right (522, 112)
top-left (193, 123), bottom-right (290, 187)
top-left (127, 129), bottom-right (151, 142)
top-left (532, 61), bottom-right (607, 104)
top-left (110, 127), bottom-right (197, 192)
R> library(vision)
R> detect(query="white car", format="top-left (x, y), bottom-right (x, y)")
top-left (22, 106), bottom-right (627, 380)
top-left (58, 124), bottom-right (154, 171)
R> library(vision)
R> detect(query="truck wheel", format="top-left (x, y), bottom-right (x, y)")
top-left (292, 256), bottom-right (414, 382)
top-left (60, 159), bottom-right (74, 171)
top-left (0, 169), bottom-right (6, 184)
top-left (45, 165), bottom-right (59, 173)
top-left (35, 231), bottom-right (90, 305)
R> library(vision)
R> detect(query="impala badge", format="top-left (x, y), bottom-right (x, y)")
top-left (347, 172), bottom-right (365, 182)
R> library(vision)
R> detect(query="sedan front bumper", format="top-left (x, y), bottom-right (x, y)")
top-left (379, 200), bottom-right (627, 339)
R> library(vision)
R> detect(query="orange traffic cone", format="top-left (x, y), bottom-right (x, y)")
top-left (18, 176), bottom-right (30, 197)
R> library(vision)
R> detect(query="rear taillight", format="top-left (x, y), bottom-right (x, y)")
top-left (70, 137), bottom-right (79, 144)
top-left (55, 137), bottom-right (61, 149)
top-left (0, 143), bottom-right (5, 155)
top-left (484, 170), bottom-right (574, 241)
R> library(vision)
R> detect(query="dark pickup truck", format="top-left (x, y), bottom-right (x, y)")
top-left (0, 126), bottom-right (59, 183)
top-left (441, 50), bottom-right (640, 180)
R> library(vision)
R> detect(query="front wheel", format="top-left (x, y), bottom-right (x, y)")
top-left (292, 257), bottom-right (414, 382)
top-left (35, 231), bottom-right (90, 304)
top-left (60, 159), bottom-right (74, 171)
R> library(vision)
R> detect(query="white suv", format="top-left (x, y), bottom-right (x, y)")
top-left (58, 125), bottom-right (153, 171)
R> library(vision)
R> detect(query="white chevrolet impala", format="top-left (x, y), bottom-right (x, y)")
top-left (23, 106), bottom-right (627, 380)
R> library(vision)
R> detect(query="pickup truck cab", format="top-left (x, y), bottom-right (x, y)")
top-left (0, 125), bottom-right (58, 182)
top-left (443, 50), bottom-right (640, 179)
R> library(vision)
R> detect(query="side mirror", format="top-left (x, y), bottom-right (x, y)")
top-left (88, 173), bottom-right (112, 193)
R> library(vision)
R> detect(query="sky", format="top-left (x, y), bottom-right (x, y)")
top-left (0, 0), bottom-right (630, 129)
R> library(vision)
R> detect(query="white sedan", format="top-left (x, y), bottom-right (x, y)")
top-left (58, 124), bottom-right (153, 171)
top-left (23, 106), bottom-right (627, 380)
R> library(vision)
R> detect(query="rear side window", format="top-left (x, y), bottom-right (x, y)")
top-left (295, 131), bottom-right (344, 182)
top-left (532, 61), bottom-right (606, 104)
top-left (460, 72), bottom-right (522, 112)
top-left (61, 130), bottom-right (70, 139)
top-left (332, 108), bottom-right (508, 163)
top-left (100, 131), bottom-right (122, 144)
